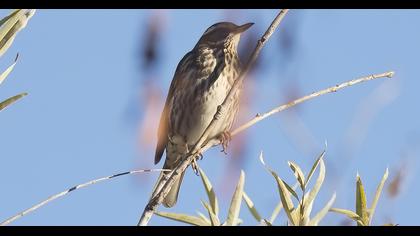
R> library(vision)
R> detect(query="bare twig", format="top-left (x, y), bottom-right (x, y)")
top-left (137, 9), bottom-right (290, 226)
top-left (231, 71), bottom-right (395, 136)
top-left (0, 168), bottom-right (169, 226)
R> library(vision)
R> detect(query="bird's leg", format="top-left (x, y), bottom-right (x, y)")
top-left (219, 131), bottom-right (232, 155)
top-left (185, 143), bottom-right (200, 176)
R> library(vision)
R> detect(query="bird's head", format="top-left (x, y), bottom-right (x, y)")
top-left (196, 22), bottom-right (254, 50)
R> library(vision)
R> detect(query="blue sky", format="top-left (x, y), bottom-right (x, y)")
top-left (0, 9), bottom-right (419, 226)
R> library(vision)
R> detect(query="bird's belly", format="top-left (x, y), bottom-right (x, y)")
top-left (173, 77), bottom-right (236, 146)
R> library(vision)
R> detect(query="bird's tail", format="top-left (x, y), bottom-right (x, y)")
top-left (151, 159), bottom-right (186, 208)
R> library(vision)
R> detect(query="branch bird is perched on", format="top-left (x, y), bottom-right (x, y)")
top-left (153, 22), bottom-right (254, 208)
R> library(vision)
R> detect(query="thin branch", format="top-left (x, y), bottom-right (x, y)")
top-left (0, 168), bottom-right (169, 226)
top-left (137, 9), bottom-right (290, 226)
top-left (231, 71), bottom-right (395, 137)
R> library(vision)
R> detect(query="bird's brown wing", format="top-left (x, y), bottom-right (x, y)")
top-left (154, 51), bottom-right (194, 165)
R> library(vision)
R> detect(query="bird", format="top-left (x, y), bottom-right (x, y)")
top-left (153, 21), bottom-right (254, 208)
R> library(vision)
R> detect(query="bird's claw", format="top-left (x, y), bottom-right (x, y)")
top-left (191, 157), bottom-right (200, 176)
top-left (219, 131), bottom-right (232, 155)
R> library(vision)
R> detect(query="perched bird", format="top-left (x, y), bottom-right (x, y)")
top-left (153, 22), bottom-right (254, 208)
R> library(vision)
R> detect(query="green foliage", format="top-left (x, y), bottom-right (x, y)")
top-left (260, 150), bottom-right (335, 226)
top-left (330, 168), bottom-right (389, 226)
top-left (0, 9), bottom-right (35, 112)
top-left (0, 92), bottom-right (28, 111)
top-left (156, 167), bottom-right (245, 226)
top-left (155, 148), bottom-right (391, 226)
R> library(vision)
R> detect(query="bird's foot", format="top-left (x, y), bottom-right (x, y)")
top-left (219, 131), bottom-right (232, 155)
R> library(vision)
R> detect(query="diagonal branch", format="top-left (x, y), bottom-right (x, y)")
top-left (137, 9), bottom-right (290, 226)
top-left (0, 168), bottom-right (169, 226)
top-left (231, 71), bottom-right (395, 137)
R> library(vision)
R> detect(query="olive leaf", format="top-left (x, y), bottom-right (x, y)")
top-left (0, 92), bottom-right (27, 111)
top-left (226, 170), bottom-right (245, 226)
top-left (154, 211), bottom-right (210, 226)
top-left (330, 168), bottom-right (389, 226)
top-left (369, 168), bottom-right (389, 225)
top-left (0, 9), bottom-right (36, 58)
top-left (242, 191), bottom-right (262, 222)
top-left (198, 166), bottom-right (219, 216)
top-left (201, 200), bottom-right (221, 226)
top-left (356, 174), bottom-right (369, 226)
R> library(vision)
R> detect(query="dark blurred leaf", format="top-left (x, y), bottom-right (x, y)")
top-left (387, 163), bottom-right (405, 199)
top-left (140, 15), bottom-right (161, 70)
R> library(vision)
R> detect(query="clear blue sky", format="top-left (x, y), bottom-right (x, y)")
top-left (0, 9), bottom-right (419, 226)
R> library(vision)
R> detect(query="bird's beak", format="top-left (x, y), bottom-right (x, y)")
top-left (234, 22), bottom-right (254, 34)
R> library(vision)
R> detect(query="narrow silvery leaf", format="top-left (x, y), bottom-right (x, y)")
top-left (291, 205), bottom-right (303, 226)
top-left (0, 9), bottom-right (36, 58)
top-left (260, 152), bottom-right (297, 225)
top-left (226, 170), bottom-right (245, 226)
top-left (288, 161), bottom-right (305, 190)
top-left (0, 10), bottom-right (20, 29)
top-left (201, 200), bottom-right (221, 226)
top-left (330, 208), bottom-right (363, 223)
top-left (0, 92), bottom-right (27, 111)
top-left (305, 150), bottom-right (325, 188)
top-left (356, 174), bottom-right (369, 226)
top-left (198, 167), bottom-right (219, 216)
top-left (243, 191), bottom-right (262, 222)
top-left (276, 175), bottom-right (299, 226)
top-left (269, 182), bottom-right (299, 224)
top-left (369, 168), bottom-right (389, 225)
top-left (269, 201), bottom-right (283, 224)
top-left (302, 194), bottom-right (314, 224)
top-left (196, 211), bottom-right (211, 225)
top-left (0, 10), bottom-right (25, 41)
top-left (155, 211), bottom-right (210, 226)
top-left (308, 192), bottom-right (336, 226)
top-left (0, 54), bottom-right (18, 86)
top-left (303, 158), bottom-right (325, 211)
top-left (259, 152), bottom-right (299, 200)
top-left (282, 179), bottom-right (299, 201)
